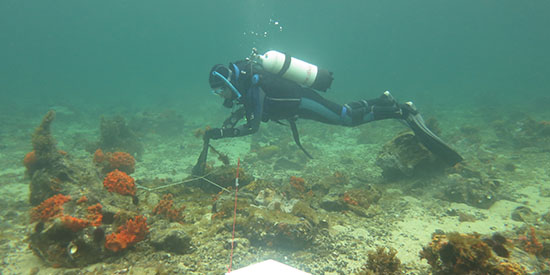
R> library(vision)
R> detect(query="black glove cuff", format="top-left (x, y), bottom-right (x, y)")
top-left (205, 128), bottom-right (223, 140)
top-left (221, 128), bottom-right (240, 138)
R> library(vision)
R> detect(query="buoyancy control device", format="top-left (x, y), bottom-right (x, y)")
top-left (251, 49), bottom-right (334, 92)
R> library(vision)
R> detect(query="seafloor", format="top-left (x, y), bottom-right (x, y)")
top-left (1, 99), bottom-right (549, 274)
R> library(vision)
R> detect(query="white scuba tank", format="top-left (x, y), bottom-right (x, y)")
top-left (258, 50), bottom-right (333, 92)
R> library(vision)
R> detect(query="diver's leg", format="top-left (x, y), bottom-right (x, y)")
top-left (297, 97), bottom-right (344, 125)
top-left (342, 91), bottom-right (404, 126)
top-left (295, 88), bottom-right (348, 125)
top-left (297, 91), bottom-right (404, 126)
top-left (349, 92), bottom-right (463, 165)
top-left (299, 90), bottom-right (463, 165)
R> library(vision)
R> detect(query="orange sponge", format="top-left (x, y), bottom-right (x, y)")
top-left (103, 169), bottom-right (136, 196)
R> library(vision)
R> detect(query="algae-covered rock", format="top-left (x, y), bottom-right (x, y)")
top-left (311, 172), bottom-right (347, 196)
top-left (420, 232), bottom-right (491, 274)
top-left (213, 196), bottom-right (254, 219)
top-left (493, 115), bottom-right (550, 148)
top-left (254, 188), bottom-right (299, 212)
top-left (254, 188), bottom-right (283, 208)
top-left (356, 247), bottom-right (402, 275)
top-left (320, 185), bottom-right (381, 217)
top-left (240, 208), bottom-right (315, 250)
top-left (341, 187), bottom-right (381, 217)
top-left (376, 132), bottom-right (446, 179)
top-left (149, 220), bottom-right (192, 254)
top-left (511, 206), bottom-right (538, 223)
top-left (211, 190), bottom-right (315, 252)
top-left (420, 232), bottom-right (528, 274)
top-left (30, 110), bottom-right (62, 170)
top-left (28, 218), bottom-right (106, 267)
top-left (87, 115), bottom-right (144, 159)
top-left (442, 173), bottom-right (497, 209)
top-left (193, 165), bottom-right (253, 193)
top-left (27, 111), bottom-right (72, 205)
top-left (436, 161), bottom-right (500, 209)
top-left (319, 193), bottom-right (348, 212)
top-left (291, 201), bottom-right (319, 225)
top-left (26, 112), bottom-right (153, 268)
top-left (223, 237), bottom-right (250, 250)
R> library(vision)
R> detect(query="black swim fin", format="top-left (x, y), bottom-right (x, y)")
top-left (288, 118), bottom-right (313, 159)
top-left (402, 102), bottom-right (463, 166)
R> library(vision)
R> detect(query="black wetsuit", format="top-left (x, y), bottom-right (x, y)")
top-left (219, 60), bottom-right (401, 140)
top-left (213, 60), bottom-right (463, 165)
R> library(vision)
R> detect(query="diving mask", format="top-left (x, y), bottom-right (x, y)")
top-left (211, 70), bottom-right (242, 100)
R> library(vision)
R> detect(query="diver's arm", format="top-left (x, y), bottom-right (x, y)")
top-left (206, 87), bottom-right (265, 139)
top-left (224, 86), bottom-right (265, 137)
top-left (222, 107), bottom-right (246, 129)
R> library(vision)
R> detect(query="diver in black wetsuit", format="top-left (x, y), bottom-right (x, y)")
top-left (204, 53), bottom-right (463, 165)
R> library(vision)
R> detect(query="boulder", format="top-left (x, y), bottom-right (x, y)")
top-left (376, 132), bottom-right (445, 179)
top-left (149, 220), bottom-right (192, 255)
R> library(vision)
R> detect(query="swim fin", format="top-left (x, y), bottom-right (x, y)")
top-left (402, 102), bottom-right (463, 166)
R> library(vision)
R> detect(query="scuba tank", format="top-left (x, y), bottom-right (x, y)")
top-left (255, 50), bottom-right (334, 92)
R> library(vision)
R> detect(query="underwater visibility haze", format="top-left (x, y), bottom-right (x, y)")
top-left (1, 0), bottom-right (550, 274)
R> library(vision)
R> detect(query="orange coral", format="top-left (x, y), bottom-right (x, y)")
top-left (93, 148), bottom-right (105, 163)
top-left (61, 215), bottom-right (90, 232)
top-left (60, 203), bottom-right (103, 231)
top-left (31, 194), bottom-right (102, 232)
top-left (497, 261), bottom-right (526, 274)
top-left (211, 211), bottom-right (225, 220)
top-left (342, 192), bottom-right (359, 206)
top-left (94, 150), bottom-right (136, 174)
top-left (31, 194), bottom-right (71, 222)
top-left (421, 232), bottom-right (499, 274)
top-left (153, 194), bottom-right (186, 223)
top-left (521, 227), bottom-right (543, 255)
top-left (105, 215), bottom-right (149, 252)
top-left (77, 196), bottom-right (88, 204)
top-left (107, 152), bottom-right (135, 174)
top-left (332, 171), bottom-right (349, 184)
top-left (103, 169), bottom-right (136, 196)
top-left (23, 150), bottom-right (37, 170)
top-left (86, 203), bottom-right (103, 226)
top-left (290, 176), bottom-right (306, 193)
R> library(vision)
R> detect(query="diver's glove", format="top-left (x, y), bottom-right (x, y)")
top-left (204, 128), bottom-right (223, 140)
top-left (204, 128), bottom-right (240, 140)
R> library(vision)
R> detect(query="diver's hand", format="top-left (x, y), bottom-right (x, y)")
top-left (204, 128), bottom-right (223, 140)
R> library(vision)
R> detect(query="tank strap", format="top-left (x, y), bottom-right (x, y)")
top-left (277, 52), bottom-right (292, 77)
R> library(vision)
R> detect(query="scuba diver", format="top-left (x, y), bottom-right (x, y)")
top-left (203, 49), bottom-right (463, 166)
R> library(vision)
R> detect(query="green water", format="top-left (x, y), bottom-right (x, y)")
top-left (1, 0), bottom-right (549, 114)
top-left (2, 2), bottom-right (550, 273)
